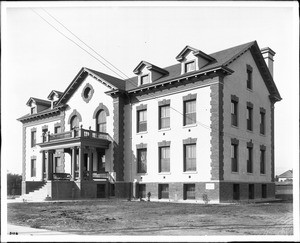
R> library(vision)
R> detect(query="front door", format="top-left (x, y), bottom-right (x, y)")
top-left (97, 184), bottom-right (106, 198)
top-left (233, 184), bottom-right (240, 200)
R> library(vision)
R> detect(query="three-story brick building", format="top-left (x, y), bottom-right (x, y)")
top-left (18, 41), bottom-right (281, 202)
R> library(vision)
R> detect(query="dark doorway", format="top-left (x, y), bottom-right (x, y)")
top-left (110, 184), bottom-right (115, 197)
top-left (233, 184), bottom-right (240, 200)
top-left (262, 184), bottom-right (267, 198)
top-left (249, 184), bottom-right (255, 199)
top-left (138, 184), bottom-right (146, 198)
top-left (97, 184), bottom-right (106, 198)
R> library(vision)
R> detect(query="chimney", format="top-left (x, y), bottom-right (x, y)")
top-left (261, 47), bottom-right (275, 78)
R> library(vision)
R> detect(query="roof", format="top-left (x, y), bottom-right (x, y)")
top-left (26, 97), bottom-right (51, 107)
top-left (278, 170), bottom-right (293, 178)
top-left (85, 68), bottom-right (125, 90)
top-left (123, 41), bottom-right (282, 101)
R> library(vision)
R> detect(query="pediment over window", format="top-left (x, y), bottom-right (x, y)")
top-left (133, 61), bottom-right (169, 86)
top-left (176, 46), bottom-right (216, 74)
top-left (47, 90), bottom-right (63, 101)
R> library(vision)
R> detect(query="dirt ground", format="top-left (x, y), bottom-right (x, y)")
top-left (7, 200), bottom-right (293, 235)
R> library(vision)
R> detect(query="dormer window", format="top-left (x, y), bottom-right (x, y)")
top-left (141, 75), bottom-right (150, 85)
top-left (31, 107), bottom-right (37, 114)
top-left (185, 61), bottom-right (196, 73)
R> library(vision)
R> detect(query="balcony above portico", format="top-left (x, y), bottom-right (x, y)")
top-left (38, 125), bottom-right (111, 151)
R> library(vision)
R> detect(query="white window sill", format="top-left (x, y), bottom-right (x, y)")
top-left (183, 124), bottom-right (197, 129)
top-left (183, 171), bottom-right (198, 174)
top-left (159, 128), bottom-right (171, 132)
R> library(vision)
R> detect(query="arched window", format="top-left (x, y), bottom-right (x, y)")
top-left (70, 116), bottom-right (80, 130)
top-left (96, 110), bottom-right (106, 133)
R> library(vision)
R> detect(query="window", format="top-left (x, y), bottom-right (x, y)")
top-left (184, 184), bottom-right (195, 200)
top-left (137, 110), bottom-right (147, 133)
top-left (262, 184), bottom-right (267, 198)
top-left (31, 107), bottom-right (36, 114)
top-left (260, 109), bottom-right (265, 135)
top-left (260, 148), bottom-right (266, 174)
top-left (31, 131), bottom-right (36, 147)
top-left (54, 126), bottom-right (61, 134)
top-left (141, 75), bottom-right (150, 85)
top-left (247, 105), bottom-right (253, 131)
top-left (96, 110), bottom-right (107, 133)
top-left (31, 159), bottom-right (36, 177)
top-left (231, 100), bottom-right (238, 127)
top-left (247, 65), bottom-right (253, 90)
top-left (70, 116), bottom-right (80, 130)
top-left (184, 100), bottom-right (196, 125)
top-left (159, 105), bottom-right (170, 129)
top-left (247, 146), bottom-right (253, 173)
top-left (185, 61), bottom-right (196, 73)
top-left (138, 184), bottom-right (146, 198)
top-left (42, 128), bottom-right (48, 142)
top-left (137, 148), bottom-right (147, 173)
top-left (159, 184), bottom-right (169, 199)
top-left (159, 146), bottom-right (170, 172)
top-left (233, 184), bottom-right (240, 200)
top-left (248, 184), bottom-right (254, 199)
top-left (231, 143), bottom-right (238, 172)
top-left (81, 83), bottom-right (94, 103)
top-left (184, 144), bottom-right (196, 171)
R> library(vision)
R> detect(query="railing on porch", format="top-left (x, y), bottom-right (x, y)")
top-left (53, 173), bottom-right (71, 180)
top-left (45, 127), bottom-right (109, 142)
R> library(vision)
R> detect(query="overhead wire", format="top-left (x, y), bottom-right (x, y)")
top-left (31, 8), bottom-right (271, 147)
top-left (41, 8), bottom-right (129, 80)
top-left (30, 8), bottom-right (126, 80)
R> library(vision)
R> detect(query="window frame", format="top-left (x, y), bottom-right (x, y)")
top-left (137, 148), bottom-right (147, 174)
top-left (183, 99), bottom-right (196, 126)
top-left (260, 109), bottom-right (266, 135)
top-left (247, 146), bottom-right (253, 173)
top-left (231, 143), bottom-right (238, 172)
top-left (159, 105), bottom-right (170, 130)
top-left (31, 130), bottom-right (36, 147)
top-left (184, 184), bottom-right (196, 200)
top-left (231, 99), bottom-right (238, 127)
top-left (31, 158), bottom-right (36, 177)
top-left (247, 65), bottom-right (253, 90)
top-left (54, 126), bottom-right (61, 134)
top-left (260, 147), bottom-right (266, 174)
top-left (159, 146), bottom-right (170, 173)
top-left (158, 184), bottom-right (169, 199)
top-left (137, 109), bottom-right (147, 133)
top-left (185, 60), bottom-right (196, 73)
top-left (96, 110), bottom-right (107, 133)
top-left (184, 143), bottom-right (196, 172)
top-left (246, 105), bottom-right (253, 131)
top-left (141, 74), bottom-right (150, 85)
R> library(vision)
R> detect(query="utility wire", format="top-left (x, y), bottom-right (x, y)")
top-left (31, 8), bottom-right (126, 80)
top-left (31, 8), bottom-right (270, 146)
top-left (41, 8), bottom-right (129, 80)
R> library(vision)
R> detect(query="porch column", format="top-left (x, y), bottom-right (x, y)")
top-left (42, 151), bottom-right (45, 181)
top-left (78, 146), bottom-right (84, 181)
top-left (71, 147), bottom-right (77, 181)
top-left (47, 150), bottom-right (54, 180)
top-left (88, 149), bottom-right (93, 181)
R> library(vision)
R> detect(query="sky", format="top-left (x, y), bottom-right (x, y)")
top-left (1, 1), bottom-right (299, 177)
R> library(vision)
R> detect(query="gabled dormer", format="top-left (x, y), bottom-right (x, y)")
top-left (176, 46), bottom-right (216, 75)
top-left (133, 61), bottom-right (169, 86)
top-left (47, 90), bottom-right (63, 108)
top-left (26, 97), bottom-right (51, 115)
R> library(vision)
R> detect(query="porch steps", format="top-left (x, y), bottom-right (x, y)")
top-left (16, 182), bottom-right (51, 202)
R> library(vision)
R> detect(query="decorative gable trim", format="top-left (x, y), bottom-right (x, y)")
top-left (47, 90), bottom-right (63, 101)
top-left (176, 45), bottom-right (216, 62)
top-left (133, 61), bottom-right (169, 75)
top-left (26, 97), bottom-right (51, 107)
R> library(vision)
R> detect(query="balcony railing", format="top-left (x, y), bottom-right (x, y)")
top-left (44, 126), bottom-right (110, 143)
